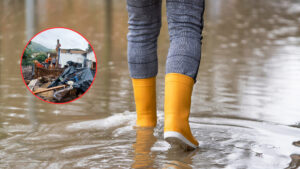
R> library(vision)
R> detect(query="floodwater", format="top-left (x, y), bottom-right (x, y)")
top-left (1, 0), bottom-right (300, 168)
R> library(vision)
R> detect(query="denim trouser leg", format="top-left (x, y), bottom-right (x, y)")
top-left (166, 0), bottom-right (205, 80)
top-left (127, 0), bottom-right (162, 79)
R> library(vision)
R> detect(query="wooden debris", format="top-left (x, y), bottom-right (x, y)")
top-left (34, 66), bottom-right (64, 79)
top-left (33, 85), bottom-right (66, 94)
top-left (34, 88), bottom-right (54, 99)
top-left (40, 82), bottom-right (51, 88)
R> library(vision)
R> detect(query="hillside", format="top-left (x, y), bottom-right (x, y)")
top-left (28, 41), bottom-right (51, 53)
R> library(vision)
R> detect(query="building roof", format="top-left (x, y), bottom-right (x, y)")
top-left (60, 49), bottom-right (87, 54)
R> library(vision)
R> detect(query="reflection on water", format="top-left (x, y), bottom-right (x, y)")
top-left (132, 128), bottom-right (156, 169)
top-left (0, 0), bottom-right (300, 168)
top-left (25, 0), bottom-right (38, 133)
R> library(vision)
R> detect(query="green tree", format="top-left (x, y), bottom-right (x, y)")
top-left (35, 53), bottom-right (47, 63)
top-left (22, 44), bottom-right (33, 66)
top-left (86, 44), bottom-right (92, 52)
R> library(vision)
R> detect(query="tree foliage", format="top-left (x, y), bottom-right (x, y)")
top-left (22, 42), bottom-right (48, 66)
top-left (22, 43), bottom-right (33, 66)
top-left (86, 44), bottom-right (93, 52)
top-left (35, 53), bottom-right (47, 63)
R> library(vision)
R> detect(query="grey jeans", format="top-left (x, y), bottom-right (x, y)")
top-left (127, 0), bottom-right (205, 80)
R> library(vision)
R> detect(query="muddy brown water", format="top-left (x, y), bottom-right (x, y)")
top-left (1, 0), bottom-right (300, 168)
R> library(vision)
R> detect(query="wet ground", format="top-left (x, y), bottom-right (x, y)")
top-left (1, 0), bottom-right (300, 168)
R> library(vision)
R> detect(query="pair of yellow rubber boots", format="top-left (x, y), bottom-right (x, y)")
top-left (132, 73), bottom-right (198, 150)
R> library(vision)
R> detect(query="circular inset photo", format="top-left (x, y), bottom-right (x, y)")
top-left (21, 27), bottom-right (97, 104)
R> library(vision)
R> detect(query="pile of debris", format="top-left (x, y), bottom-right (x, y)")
top-left (22, 66), bottom-right (34, 80)
top-left (25, 61), bottom-right (95, 103)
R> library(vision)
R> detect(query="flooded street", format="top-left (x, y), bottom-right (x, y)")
top-left (1, 0), bottom-right (300, 168)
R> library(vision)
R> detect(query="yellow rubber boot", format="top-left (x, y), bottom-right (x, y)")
top-left (132, 77), bottom-right (157, 127)
top-left (164, 73), bottom-right (199, 150)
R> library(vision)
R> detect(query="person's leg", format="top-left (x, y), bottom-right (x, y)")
top-left (127, 0), bottom-right (162, 127)
top-left (164, 0), bottom-right (205, 150)
top-left (166, 0), bottom-right (204, 79)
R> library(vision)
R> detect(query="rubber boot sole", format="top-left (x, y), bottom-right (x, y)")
top-left (164, 131), bottom-right (198, 151)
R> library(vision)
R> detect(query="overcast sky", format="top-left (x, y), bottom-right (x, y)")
top-left (31, 28), bottom-right (89, 50)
